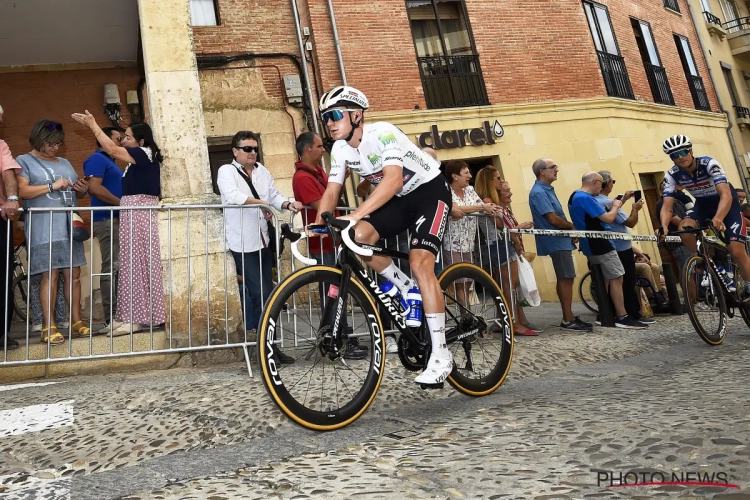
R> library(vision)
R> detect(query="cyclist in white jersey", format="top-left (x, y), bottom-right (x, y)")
top-left (313, 85), bottom-right (454, 385)
top-left (659, 134), bottom-right (750, 297)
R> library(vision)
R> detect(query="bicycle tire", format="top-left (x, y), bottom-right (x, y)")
top-left (682, 255), bottom-right (728, 345)
top-left (257, 265), bottom-right (385, 431)
top-left (12, 274), bottom-right (27, 322)
top-left (439, 262), bottom-right (514, 396)
top-left (731, 262), bottom-right (750, 330)
top-left (578, 271), bottom-right (598, 314)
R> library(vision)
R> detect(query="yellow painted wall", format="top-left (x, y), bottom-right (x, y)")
top-left (374, 97), bottom-right (739, 301)
top-left (691, 0), bottom-right (750, 178)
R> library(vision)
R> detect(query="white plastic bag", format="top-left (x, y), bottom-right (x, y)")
top-left (517, 256), bottom-right (541, 307)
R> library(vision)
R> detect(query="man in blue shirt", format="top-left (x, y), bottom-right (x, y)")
top-left (568, 171), bottom-right (646, 329)
top-left (529, 158), bottom-right (592, 332)
top-left (83, 127), bottom-right (123, 333)
top-left (595, 170), bottom-right (656, 323)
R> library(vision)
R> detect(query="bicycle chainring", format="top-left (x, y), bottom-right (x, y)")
top-left (397, 334), bottom-right (427, 372)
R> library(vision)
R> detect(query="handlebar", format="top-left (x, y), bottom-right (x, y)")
top-left (665, 221), bottom-right (732, 245)
top-left (281, 212), bottom-right (375, 266)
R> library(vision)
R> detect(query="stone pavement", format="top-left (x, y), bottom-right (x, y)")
top-left (1, 302), bottom-right (750, 499)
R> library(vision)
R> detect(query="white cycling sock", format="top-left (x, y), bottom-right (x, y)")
top-left (379, 262), bottom-right (414, 294)
top-left (425, 313), bottom-right (449, 356)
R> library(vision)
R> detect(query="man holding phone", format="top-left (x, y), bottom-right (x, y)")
top-left (595, 171), bottom-right (651, 324)
top-left (83, 126), bottom-right (124, 333)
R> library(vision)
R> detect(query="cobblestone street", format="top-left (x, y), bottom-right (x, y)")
top-left (2, 303), bottom-right (750, 500)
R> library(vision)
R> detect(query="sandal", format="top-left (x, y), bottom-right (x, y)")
top-left (41, 326), bottom-right (65, 345)
top-left (70, 321), bottom-right (91, 337)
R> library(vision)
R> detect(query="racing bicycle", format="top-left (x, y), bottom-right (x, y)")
top-left (256, 213), bottom-right (514, 431)
top-left (671, 222), bottom-right (750, 345)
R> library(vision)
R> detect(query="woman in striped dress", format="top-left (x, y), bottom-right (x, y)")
top-left (72, 111), bottom-right (165, 335)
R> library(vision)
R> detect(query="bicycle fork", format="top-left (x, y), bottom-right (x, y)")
top-left (319, 267), bottom-right (352, 360)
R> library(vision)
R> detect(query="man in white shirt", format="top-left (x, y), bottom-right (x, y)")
top-left (217, 131), bottom-right (302, 364)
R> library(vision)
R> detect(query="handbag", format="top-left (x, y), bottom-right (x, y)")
top-left (235, 165), bottom-right (279, 256)
top-left (517, 256), bottom-right (541, 307)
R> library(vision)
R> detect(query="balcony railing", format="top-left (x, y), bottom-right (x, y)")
top-left (724, 16), bottom-right (750, 33)
top-left (735, 105), bottom-right (750, 119)
top-left (417, 54), bottom-right (490, 109)
top-left (596, 51), bottom-right (635, 100)
top-left (704, 11), bottom-right (723, 26)
top-left (687, 74), bottom-right (711, 111)
top-left (644, 62), bottom-right (675, 106)
top-left (663, 0), bottom-right (680, 13)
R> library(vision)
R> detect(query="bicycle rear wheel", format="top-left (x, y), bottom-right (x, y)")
top-left (439, 262), bottom-right (514, 396)
top-left (257, 266), bottom-right (385, 431)
top-left (12, 274), bottom-right (27, 322)
top-left (682, 255), bottom-right (728, 345)
top-left (578, 271), bottom-right (598, 314)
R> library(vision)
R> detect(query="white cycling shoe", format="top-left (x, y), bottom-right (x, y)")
top-left (414, 350), bottom-right (453, 385)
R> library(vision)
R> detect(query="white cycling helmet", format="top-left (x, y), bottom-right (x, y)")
top-left (319, 86), bottom-right (369, 112)
top-left (662, 134), bottom-right (692, 155)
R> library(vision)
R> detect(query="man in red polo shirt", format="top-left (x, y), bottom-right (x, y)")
top-left (292, 131), bottom-right (368, 359)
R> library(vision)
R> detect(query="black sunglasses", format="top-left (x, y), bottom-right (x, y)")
top-left (235, 146), bottom-right (259, 153)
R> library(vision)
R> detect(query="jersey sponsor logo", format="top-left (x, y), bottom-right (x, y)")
top-left (731, 222), bottom-right (741, 233)
top-left (367, 153), bottom-right (381, 165)
top-left (415, 215), bottom-right (426, 233)
top-left (345, 160), bottom-right (360, 167)
top-left (364, 172), bottom-right (384, 183)
top-left (429, 200), bottom-right (449, 239)
top-left (420, 239), bottom-right (439, 252)
top-left (404, 150), bottom-right (432, 171)
top-left (709, 163), bottom-right (725, 176)
top-left (378, 131), bottom-right (397, 146)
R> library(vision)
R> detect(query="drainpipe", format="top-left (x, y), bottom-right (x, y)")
top-left (686, 0), bottom-right (749, 191)
top-left (290, 0), bottom-right (320, 135)
top-left (327, 0), bottom-right (347, 85)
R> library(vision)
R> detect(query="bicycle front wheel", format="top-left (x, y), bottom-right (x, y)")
top-left (578, 271), bottom-right (598, 314)
top-left (439, 262), bottom-right (514, 396)
top-left (257, 265), bottom-right (386, 431)
top-left (682, 255), bottom-right (728, 345)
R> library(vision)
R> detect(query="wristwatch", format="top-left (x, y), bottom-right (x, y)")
top-left (7, 196), bottom-right (18, 202)
top-left (48, 183), bottom-right (54, 193)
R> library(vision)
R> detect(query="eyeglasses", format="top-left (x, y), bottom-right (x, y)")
top-left (47, 141), bottom-right (64, 148)
top-left (236, 146), bottom-right (259, 153)
top-left (322, 109), bottom-right (359, 124)
top-left (541, 165), bottom-right (558, 170)
top-left (669, 149), bottom-right (690, 160)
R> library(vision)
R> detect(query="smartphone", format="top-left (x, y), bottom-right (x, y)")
top-left (83, 175), bottom-right (93, 180)
top-left (634, 190), bottom-right (642, 202)
top-left (615, 194), bottom-right (624, 201)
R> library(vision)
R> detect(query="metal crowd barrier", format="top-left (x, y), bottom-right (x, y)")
top-left (0, 204), bottom-right (283, 377)
top-left (0, 200), bottom-right (694, 377)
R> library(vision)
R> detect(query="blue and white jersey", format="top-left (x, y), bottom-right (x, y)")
top-left (663, 156), bottom-right (736, 209)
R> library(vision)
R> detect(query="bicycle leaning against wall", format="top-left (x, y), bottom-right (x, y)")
top-left (256, 212), bottom-right (514, 431)
top-left (668, 223), bottom-right (750, 345)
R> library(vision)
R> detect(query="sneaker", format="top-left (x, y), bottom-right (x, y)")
top-left (414, 350), bottom-right (453, 385)
top-left (1, 337), bottom-right (19, 351)
top-left (31, 323), bottom-right (42, 333)
top-left (614, 316), bottom-right (647, 329)
top-left (634, 315), bottom-right (656, 324)
top-left (560, 318), bottom-right (593, 332)
top-left (96, 322), bottom-right (112, 335)
top-left (595, 316), bottom-right (602, 326)
top-left (385, 336), bottom-right (398, 354)
top-left (110, 322), bottom-right (144, 336)
top-left (696, 301), bottom-right (719, 311)
top-left (344, 336), bottom-right (368, 360)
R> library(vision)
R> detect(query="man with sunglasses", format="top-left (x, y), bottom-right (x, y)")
top-left (659, 134), bottom-right (750, 298)
top-left (314, 85), bottom-right (453, 385)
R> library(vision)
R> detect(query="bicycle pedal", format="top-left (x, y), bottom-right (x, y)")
top-left (418, 382), bottom-right (444, 390)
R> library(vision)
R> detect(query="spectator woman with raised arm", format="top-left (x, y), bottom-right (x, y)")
top-left (72, 111), bottom-right (165, 336)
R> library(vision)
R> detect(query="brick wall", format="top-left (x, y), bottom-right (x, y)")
top-left (199, 0), bottom-right (720, 116)
top-left (0, 67), bottom-right (142, 228)
top-left (596, 0), bottom-right (720, 111)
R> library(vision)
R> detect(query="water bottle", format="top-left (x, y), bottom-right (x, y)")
top-left (380, 280), bottom-right (410, 315)
top-left (726, 257), bottom-right (737, 292)
top-left (405, 287), bottom-right (423, 328)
